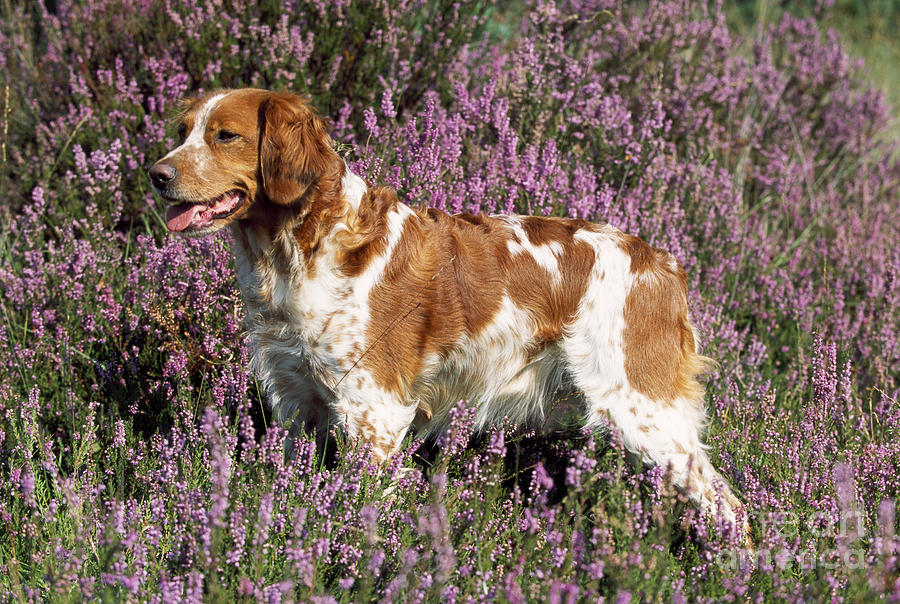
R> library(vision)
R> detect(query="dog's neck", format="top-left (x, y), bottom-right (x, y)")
top-left (230, 162), bottom-right (369, 296)
top-left (340, 164), bottom-right (367, 212)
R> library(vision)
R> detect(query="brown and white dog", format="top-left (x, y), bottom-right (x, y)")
top-left (149, 88), bottom-right (747, 538)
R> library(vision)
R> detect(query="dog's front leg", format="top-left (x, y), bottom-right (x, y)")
top-left (332, 391), bottom-right (419, 462)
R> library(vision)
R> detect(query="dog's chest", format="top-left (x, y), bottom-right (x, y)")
top-left (231, 233), bottom-right (369, 391)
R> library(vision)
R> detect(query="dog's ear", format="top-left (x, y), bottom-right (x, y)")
top-left (170, 96), bottom-right (202, 134)
top-left (259, 93), bottom-right (335, 205)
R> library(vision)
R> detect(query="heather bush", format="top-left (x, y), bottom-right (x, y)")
top-left (2, 0), bottom-right (900, 601)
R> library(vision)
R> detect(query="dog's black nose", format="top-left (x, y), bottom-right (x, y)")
top-left (149, 163), bottom-right (177, 189)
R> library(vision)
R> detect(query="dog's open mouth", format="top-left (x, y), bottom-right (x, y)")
top-left (165, 191), bottom-right (245, 232)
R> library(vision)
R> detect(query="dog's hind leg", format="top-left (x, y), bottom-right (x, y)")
top-left (581, 380), bottom-right (748, 542)
top-left (563, 333), bottom-right (750, 545)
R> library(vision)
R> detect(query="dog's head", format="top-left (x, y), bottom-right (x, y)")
top-left (149, 88), bottom-right (338, 236)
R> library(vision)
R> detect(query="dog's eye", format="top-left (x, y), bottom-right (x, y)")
top-left (177, 124), bottom-right (187, 141)
top-left (216, 130), bottom-right (240, 143)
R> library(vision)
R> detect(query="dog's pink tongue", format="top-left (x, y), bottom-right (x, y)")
top-left (166, 203), bottom-right (203, 232)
